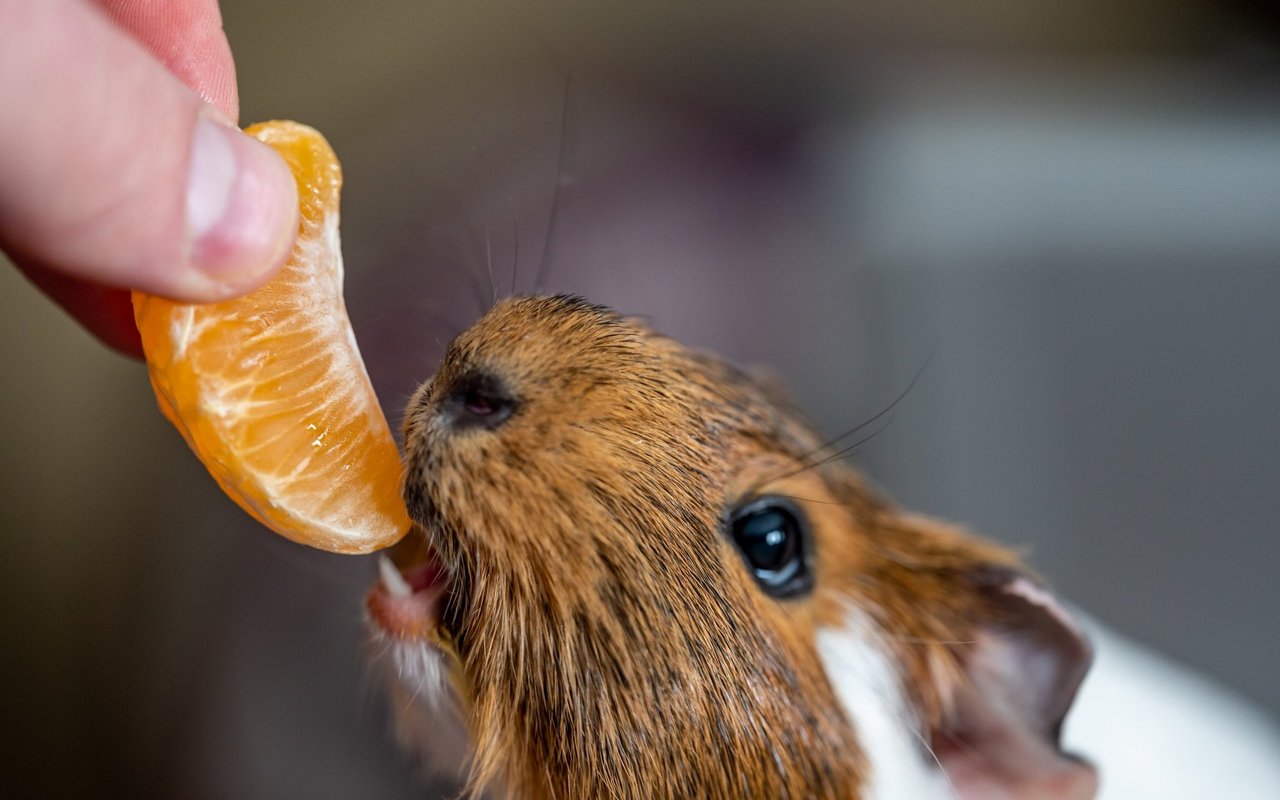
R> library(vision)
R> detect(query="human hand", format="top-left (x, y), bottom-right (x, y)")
top-left (0, 0), bottom-right (298, 356)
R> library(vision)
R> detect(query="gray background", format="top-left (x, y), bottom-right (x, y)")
top-left (2, 1), bottom-right (1277, 796)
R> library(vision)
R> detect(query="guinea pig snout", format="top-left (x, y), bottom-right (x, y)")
top-left (399, 365), bottom-right (520, 550)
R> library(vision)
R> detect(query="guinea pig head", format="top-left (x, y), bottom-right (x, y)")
top-left (368, 295), bottom-right (1097, 800)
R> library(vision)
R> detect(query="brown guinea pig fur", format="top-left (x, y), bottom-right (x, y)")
top-left (367, 294), bottom-right (1097, 800)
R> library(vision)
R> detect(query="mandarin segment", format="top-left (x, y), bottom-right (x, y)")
top-left (133, 120), bottom-right (410, 554)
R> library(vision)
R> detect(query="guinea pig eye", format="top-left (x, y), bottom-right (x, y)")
top-left (462, 389), bottom-right (499, 416)
top-left (445, 369), bottom-right (517, 431)
top-left (727, 497), bottom-right (812, 598)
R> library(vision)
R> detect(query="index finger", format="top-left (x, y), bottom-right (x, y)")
top-left (21, 0), bottom-right (242, 356)
top-left (96, 0), bottom-right (238, 120)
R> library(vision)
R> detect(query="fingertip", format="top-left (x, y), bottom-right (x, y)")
top-left (0, 0), bottom-right (288, 305)
top-left (96, 0), bottom-right (238, 121)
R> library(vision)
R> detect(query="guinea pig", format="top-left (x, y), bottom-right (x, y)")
top-left (366, 294), bottom-right (1098, 799)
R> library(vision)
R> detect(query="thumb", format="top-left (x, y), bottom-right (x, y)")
top-left (0, 0), bottom-right (297, 302)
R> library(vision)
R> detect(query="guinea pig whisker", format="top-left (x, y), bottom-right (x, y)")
top-left (468, 142), bottom-right (522, 300)
top-left (804, 416), bottom-right (898, 470)
top-left (533, 69), bottom-right (574, 295)
top-left (882, 636), bottom-right (979, 646)
top-left (751, 414), bottom-right (896, 494)
top-left (509, 201), bottom-right (521, 299)
top-left (484, 223), bottom-right (497, 306)
top-left (911, 726), bottom-right (960, 800)
top-left (771, 494), bottom-right (844, 506)
top-left (357, 632), bottom-right (398, 712)
top-left (809, 350), bottom-right (931, 459)
top-left (862, 672), bottom-right (960, 799)
top-left (404, 671), bottom-right (428, 712)
top-left (747, 350), bottom-right (934, 496)
top-left (462, 235), bottom-right (492, 318)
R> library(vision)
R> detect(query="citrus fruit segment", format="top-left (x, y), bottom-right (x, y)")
top-left (133, 120), bottom-right (410, 554)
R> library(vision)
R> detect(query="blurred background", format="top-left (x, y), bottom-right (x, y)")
top-left (2, 0), bottom-right (1278, 796)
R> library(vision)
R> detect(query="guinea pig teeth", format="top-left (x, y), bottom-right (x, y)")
top-left (379, 555), bottom-right (413, 598)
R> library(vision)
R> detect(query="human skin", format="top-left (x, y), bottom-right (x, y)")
top-left (0, 0), bottom-right (297, 356)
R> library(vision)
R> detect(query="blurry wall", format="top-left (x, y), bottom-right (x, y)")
top-left (2, 1), bottom-right (1278, 797)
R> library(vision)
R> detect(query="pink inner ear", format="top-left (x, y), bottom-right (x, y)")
top-left (933, 577), bottom-right (1099, 800)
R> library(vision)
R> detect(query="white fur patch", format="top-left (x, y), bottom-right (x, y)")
top-left (366, 631), bottom-right (472, 785)
top-left (816, 611), bottom-right (956, 800)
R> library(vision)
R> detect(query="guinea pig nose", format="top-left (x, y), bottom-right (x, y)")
top-left (443, 369), bottom-right (518, 431)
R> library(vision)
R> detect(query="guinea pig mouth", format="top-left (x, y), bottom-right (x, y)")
top-left (365, 549), bottom-right (451, 642)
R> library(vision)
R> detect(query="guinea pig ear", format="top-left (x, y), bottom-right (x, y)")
top-left (934, 568), bottom-right (1098, 800)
